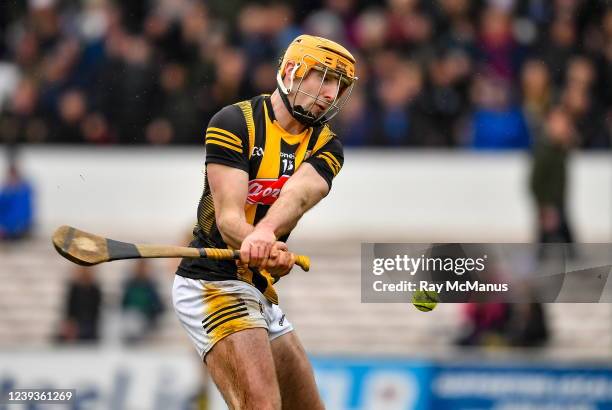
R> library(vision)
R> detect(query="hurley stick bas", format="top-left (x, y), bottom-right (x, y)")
top-left (52, 225), bottom-right (310, 272)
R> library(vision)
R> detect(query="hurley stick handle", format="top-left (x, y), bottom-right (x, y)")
top-left (201, 248), bottom-right (310, 272)
top-left (293, 254), bottom-right (310, 272)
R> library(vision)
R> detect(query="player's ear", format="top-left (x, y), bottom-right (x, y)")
top-left (283, 61), bottom-right (296, 78)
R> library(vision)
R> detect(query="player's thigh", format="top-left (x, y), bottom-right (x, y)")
top-left (172, 276), bottom-right (280, 409)
top-left (206, 327), bottom-right (281, 410)
top-left (270, 331), bottom-right (324, 410)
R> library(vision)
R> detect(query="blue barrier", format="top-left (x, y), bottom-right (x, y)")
top-left (311, 357), bottom-right (432, 410)
top-left (311, 357), bottom-right (612, 410)
top-left (430, 363), bottom-right (612, 410)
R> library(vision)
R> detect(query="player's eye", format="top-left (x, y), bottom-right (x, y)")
top-left (323, 76), bottom-right (335, 85)
top-left (311, 67), bottom-right (326, 77)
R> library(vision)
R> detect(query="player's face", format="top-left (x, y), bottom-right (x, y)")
top-left (292, 66), bottom-right (351, 116)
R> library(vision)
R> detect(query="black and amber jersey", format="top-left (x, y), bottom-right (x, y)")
top-left (176, 95), bottom-right (343, 304)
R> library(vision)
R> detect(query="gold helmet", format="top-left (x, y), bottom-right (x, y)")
top-left (276, 35), bottom-right (358, 127)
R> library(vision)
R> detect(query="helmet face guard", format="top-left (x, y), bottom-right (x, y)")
top-left (276, 35), bottom-right (358, 127)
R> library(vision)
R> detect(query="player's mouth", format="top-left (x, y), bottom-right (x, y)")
top-left (315, 102), bottom-right (328, 111)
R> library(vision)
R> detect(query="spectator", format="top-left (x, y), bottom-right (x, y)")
top-left (561, 60), bottom-right (610, 149)
top-left (115, 36), bottom-right (159, 143)
top-left (455, 303), bottom-right (512, 347)
top-left (155, 62), bottom-right (198, 144)
top-left (434, 0), bottom-right (476, 54)
top-left (303, 9), bottom-right (346, 45)
top-left (521, 59), bottom-right (552, 129)
top-left (476, 6), bottom-right (523, 81)
top-left (505, 302), bottom-right (549, 347)
top-left (57, 265), bottom-right (102, 343)
top-left (38, 38), bottom-right (82, 125)
top-left (371, 59), bottom-right (437, 146)
top-left (520, 59), bottom-right (552, 152)
top-left (53, 89), bottom-right (87, 143)
top-left (565, 56), bottom-right (596, 93)
top-left (145, 118), bottom-right (174, 145)
top-left (468, 75), bottom-right (531, 149)
top-left (249, 62), bottom-right (278, 96)
top-left (423, 49), bottom-right (472, 146)
top-left (529, 107), bottom-right (575, 246)
top-left (321, 0), bottom-right (358, 47)
top-left (539, 15), bottom-right (578, 86)
top-left (602, 8), bottom-right (612, 108)
top-left (456, 301), bottom-right (549, 347)
top-left (209, 47), bottom-right (249, 111)
top-left (121, 260), bottom-right (164, 343)
top-left (0, 156), bottom-right (34, 240)
top-left (81, 112), bottom-right (116, 144)
top-left (0, 77), bottom-right (48, 144)
top-left (238, 4), bottom-right (296, 64)
top-left (353, 8), bottom-right (388, 53)
top-left (333, 86), bottom-right (371, 146)
top-left (386, 0), bottom-right (435, 62)
top-left (269, 3), bottom-right (302, 54)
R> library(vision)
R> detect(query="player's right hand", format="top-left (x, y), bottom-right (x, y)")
top-left (240, 227), bottom-right (276, 268)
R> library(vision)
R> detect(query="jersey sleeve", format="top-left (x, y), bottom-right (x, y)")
top-left (304, 136), bottom-right (344, 189)
top-left (204, 105), bottom-right (249, 172)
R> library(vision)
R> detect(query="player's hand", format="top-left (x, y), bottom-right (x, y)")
top-left (265, 242), bottom-right (296, 279)
top-left (240, 227), bottom-right (276, 268)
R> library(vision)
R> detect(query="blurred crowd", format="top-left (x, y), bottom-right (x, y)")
top-left (0, 0), bottom-right (610, 148)
top-left (56, 260), bottom-right (165, 344)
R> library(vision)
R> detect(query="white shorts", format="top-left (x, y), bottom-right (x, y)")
top-left (172, 275), bottom-right (293, 360)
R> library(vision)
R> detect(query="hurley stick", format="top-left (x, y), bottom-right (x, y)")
top-left (52, 225), bottom-right (310, 271)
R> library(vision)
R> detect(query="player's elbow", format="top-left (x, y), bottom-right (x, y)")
top-left (215, 213), bottom-right (240, 245)
top-left (315, 181), bottom-right (330, 200)
top-left (305, 179), bottom-right (330, 207)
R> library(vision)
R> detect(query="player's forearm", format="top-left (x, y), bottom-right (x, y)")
top-left (257, 184), bottom-right (326, 238)
top-left (217, 213), bottom-right (254, 249)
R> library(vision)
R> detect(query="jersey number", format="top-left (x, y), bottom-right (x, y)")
top-left (282, 159), bottom-right (294, 174)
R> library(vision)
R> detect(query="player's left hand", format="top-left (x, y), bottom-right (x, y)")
top-left (265, 241), bottom-right (296, 279)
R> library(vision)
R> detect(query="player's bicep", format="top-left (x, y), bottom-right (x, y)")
top-left (207, 163), bottom-right (248, 225)
top-left (281, 162), bottom-right (330, 206)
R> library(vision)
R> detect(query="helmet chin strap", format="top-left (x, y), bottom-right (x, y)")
top-left (276, 63), bottom-right (324, 127)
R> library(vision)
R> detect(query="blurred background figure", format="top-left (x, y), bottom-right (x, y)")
top-left (422, 49), bottom-right (471, 146)
top-left (520, 59), bottom-right (552, 140)
top-left (455, 302), bottom-right (512, 347)
top-left (56, 266), bottom-right (102, 343)
top-left (476, 6), bottom-right (523, 81)
top-left (332, 85), bottom-right (371, 146)
top-left (120, 260), bottom-right (164, 344)
top-left (530, 107), bottom-right (575, 246)
top-left (455, 302), bottom-right (549, 348)
top-left (505, 302), bottom-right (549, 347)
top-left (560, 57), bottom-right (610, 149)
top-left (0, 153), bottom-right (34, 240)
top-left (468, 74), bottom-right (531, 149)
top-left (371, 58), bottom-right (438, 146)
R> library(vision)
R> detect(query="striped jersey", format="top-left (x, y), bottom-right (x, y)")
top-left (176, 94), bottom-right (344, 304)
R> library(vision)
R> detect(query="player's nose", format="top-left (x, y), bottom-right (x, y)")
top-left (321, 84), bottom-right (336, 103)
